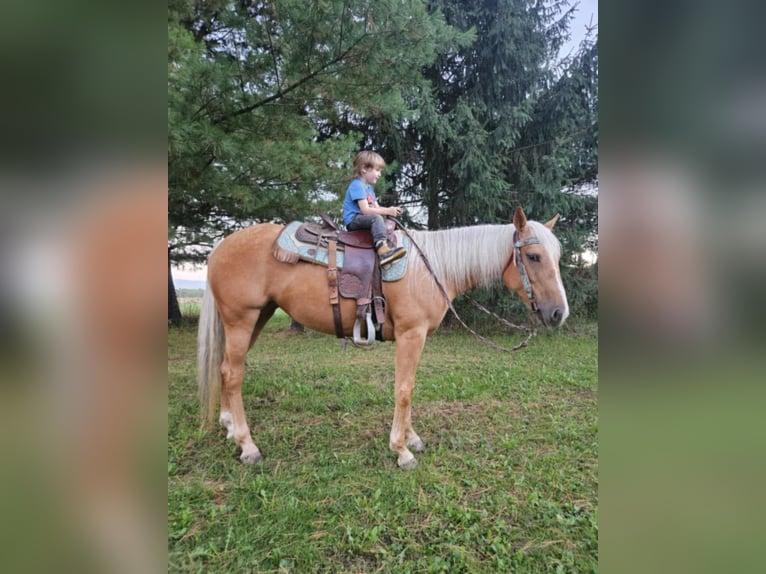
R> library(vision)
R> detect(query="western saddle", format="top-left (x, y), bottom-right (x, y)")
top-left (294, 214), bottom-right (401, 347)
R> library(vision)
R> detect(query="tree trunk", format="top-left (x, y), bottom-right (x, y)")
top-left (168, 257), bottom-right (182, 327)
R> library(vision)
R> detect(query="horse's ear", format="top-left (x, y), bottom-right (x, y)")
top-left (513, 207), bottom-right (527, 231)
top-left (544, 213), bottom-right (560, 230)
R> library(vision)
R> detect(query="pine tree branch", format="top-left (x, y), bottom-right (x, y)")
top-left (212, 36), bottom-right (367, 125)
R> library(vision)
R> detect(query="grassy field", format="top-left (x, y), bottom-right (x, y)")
top-left (177, 297), bottom-right (203, 321)
top-left (168, 311), bottom-right (598, 573)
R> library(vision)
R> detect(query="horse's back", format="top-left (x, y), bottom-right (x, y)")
top-left (207, 224), bottom-right (285, 305)
top-left (210, 223), bottom-right (282, 263)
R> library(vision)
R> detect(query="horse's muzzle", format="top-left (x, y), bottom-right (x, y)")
top-left (538, 304), bottom-right (568, 327)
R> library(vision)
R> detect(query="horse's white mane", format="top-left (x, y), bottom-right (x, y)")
top-left (405, 221), bottom-right (561, 293)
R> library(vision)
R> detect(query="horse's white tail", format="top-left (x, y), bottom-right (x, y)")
top-left (197, 286), bottom-right (224, 429)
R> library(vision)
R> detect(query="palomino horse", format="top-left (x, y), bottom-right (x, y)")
top-left (197, 207), bottom-right (568, 469)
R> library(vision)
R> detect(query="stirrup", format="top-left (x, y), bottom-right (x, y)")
top-left (352, 311), bottom-right (376, 346)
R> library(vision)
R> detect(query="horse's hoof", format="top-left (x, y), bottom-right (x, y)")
top-left (398, 456), bottom-right (418, 470)
top-left (240, 450), bottom-right (263, 465)
top-left (408, 438), bottom-right (426, 453)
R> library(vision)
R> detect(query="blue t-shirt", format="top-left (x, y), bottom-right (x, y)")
top-left (342, 178), bottom-right (377, 226)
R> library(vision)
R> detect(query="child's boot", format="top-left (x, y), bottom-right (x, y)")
top-left (375, 240), bottom-right (406, 266)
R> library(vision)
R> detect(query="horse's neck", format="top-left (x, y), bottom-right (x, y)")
top-left (411, 225), bottom-right (515, 297)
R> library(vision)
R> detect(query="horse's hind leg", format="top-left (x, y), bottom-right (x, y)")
top-left (218, 303), bottom-right (277, 441)
top-left (219, 305), bottom-right (276, 464)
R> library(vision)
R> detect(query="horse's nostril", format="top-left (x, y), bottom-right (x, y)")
top-left (551, 308), bottom-right (562, 323)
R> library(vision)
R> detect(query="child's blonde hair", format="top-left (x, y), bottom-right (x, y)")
top-left (351, 150), bottom-right (385, 179)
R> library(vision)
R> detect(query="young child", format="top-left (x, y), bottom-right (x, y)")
top-left (342, 150), bottom-right (407, 265)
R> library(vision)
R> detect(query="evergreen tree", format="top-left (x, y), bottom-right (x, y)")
top-left (385, 0), bottom-right (597, 318)
top-left (168, 0), bottom-right (470, 262)
top-left (506, 34), bottom-right (598, 259)
top-left (383, 1), bottom-right (564, 226)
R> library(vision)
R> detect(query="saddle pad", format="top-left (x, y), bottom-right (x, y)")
top-left (274, 221), bottom-right (409, 281)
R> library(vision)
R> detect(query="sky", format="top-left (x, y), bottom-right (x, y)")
top-left (173, 262), bottom-right (208, 283)
top-left (172, 0), bottom-right (598, 286)
top-left (561, 0), bottom-right (598, 61)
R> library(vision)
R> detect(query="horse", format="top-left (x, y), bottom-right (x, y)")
top-left (197, 207), bottom-right (569, 469)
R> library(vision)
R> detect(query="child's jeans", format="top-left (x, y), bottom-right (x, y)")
top-left (346, 214), bottom-right (387, 245)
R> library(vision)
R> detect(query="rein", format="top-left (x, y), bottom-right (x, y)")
top-left (391, 218), bottom-right (537, 353)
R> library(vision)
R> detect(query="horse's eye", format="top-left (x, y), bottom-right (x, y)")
top-left (526, 253), bottom-right (541, 263)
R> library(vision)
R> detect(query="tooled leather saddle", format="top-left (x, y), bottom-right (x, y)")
top-left (284, 214), bottom-right (402, 346)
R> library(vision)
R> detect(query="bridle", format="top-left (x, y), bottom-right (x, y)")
top-left (510, 230), bottom-right (541, 313)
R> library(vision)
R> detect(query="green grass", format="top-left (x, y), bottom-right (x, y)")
top-left (178, 297), bottom-right (202, 321)
top-left (169, 311), bottom-right (597, 573)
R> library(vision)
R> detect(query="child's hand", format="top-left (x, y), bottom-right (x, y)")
top-left (388, 206), bottom-right (402, 217)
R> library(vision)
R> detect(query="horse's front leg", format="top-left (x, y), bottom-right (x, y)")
top-left (390, 327), bottom-right (427, 469)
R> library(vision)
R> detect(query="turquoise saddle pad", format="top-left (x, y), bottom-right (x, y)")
top-left (275, 221), bottom-right (409, 281)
